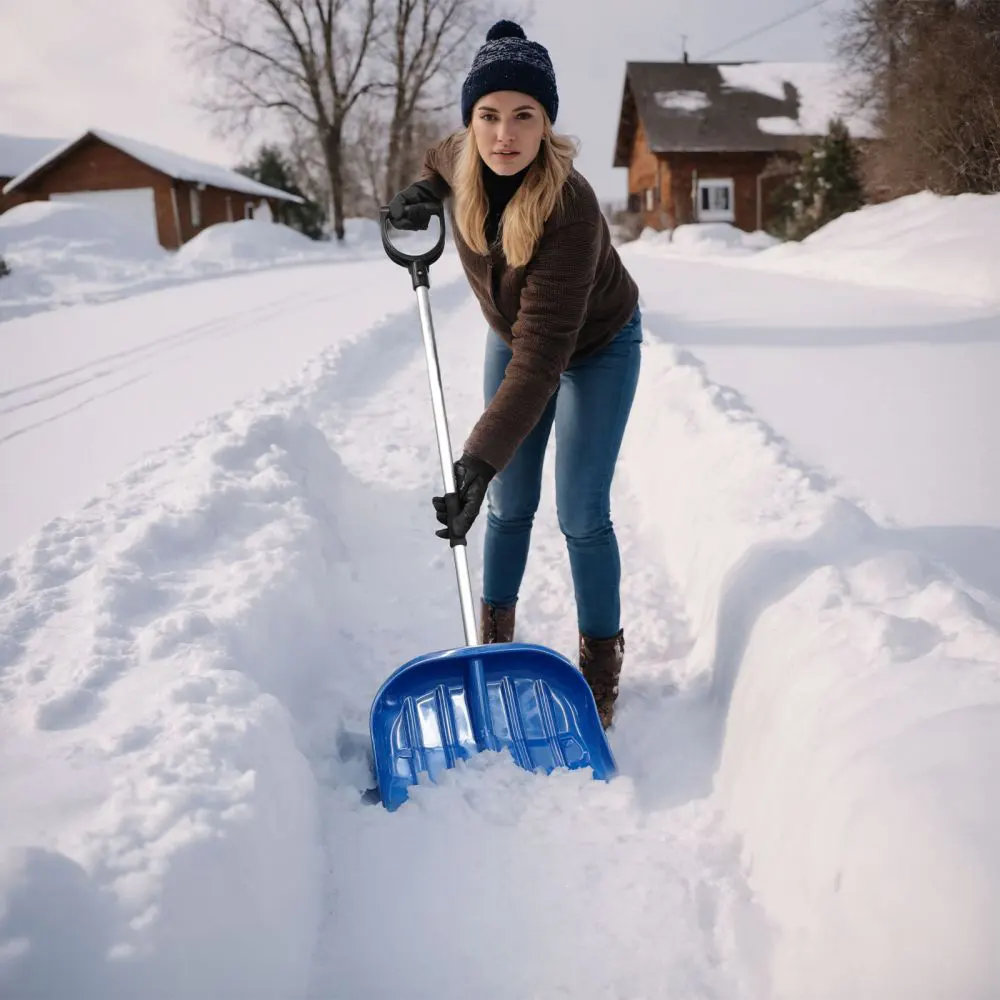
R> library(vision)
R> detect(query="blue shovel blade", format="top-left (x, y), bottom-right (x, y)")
top-left (369, 641), bottom-right (617, 811)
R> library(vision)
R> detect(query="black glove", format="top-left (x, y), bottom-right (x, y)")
top-left (387, 180), bottom-right (442, 231)
top-left (432, 452), bottom-right (496, 542)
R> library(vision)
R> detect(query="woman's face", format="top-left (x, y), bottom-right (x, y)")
top-left (471, 91), bottom-right (545, 175)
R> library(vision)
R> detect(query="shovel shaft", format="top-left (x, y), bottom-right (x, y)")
top-left (414, 285), bottom-right (479, 647)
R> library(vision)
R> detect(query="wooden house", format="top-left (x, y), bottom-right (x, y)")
top-left (1, 129), bottom-right (304, 249)
top-left (613, 60), bottom-right (876, 233)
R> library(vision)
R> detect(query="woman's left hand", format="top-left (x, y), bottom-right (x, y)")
top-left (432, 452), bottom-right (495, 541)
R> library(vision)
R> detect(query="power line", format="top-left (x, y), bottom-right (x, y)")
top-left (697, 0), bottom-right (832, 61)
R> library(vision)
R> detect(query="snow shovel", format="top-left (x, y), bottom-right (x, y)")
top-left (370, 203), bottom-right (617, 811)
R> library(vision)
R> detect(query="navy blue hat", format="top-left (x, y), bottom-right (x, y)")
top-left (461, 20), bottom-right (559, 126)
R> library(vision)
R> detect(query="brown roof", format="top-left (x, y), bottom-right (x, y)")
top-left (613, 61), bottom-right (866, 165)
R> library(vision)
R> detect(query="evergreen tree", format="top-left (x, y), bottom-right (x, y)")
top-left (0, 256), bottom-right (9, 280)
top-left (772, 118), bottom-right (865, 240)
top-left (237, 145), bottom-right (327, 240)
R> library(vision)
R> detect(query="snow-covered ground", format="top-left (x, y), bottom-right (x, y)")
top-left (0, 202), bottom-right (391, 323)
top-left (1, 194), bottom-right (999, 999)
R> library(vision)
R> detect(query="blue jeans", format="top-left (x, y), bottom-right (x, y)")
top-left (481, 306), bottom-right (642, 638)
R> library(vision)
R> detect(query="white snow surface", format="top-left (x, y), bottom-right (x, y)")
top-left (1, 192), bottom-right (1000, 999)
top-left (718, 62), bottom-right (879, 139)
top-left (2, 129), bottom-right (303, 204)
top-left (744, 191), bottom-right (1000, 306)
top-left (639, 221), bottom-right (781, 256)
top-left (654, 89), bottom-right (712, 113)
top-left (0, 204), bottom-right (392, 322)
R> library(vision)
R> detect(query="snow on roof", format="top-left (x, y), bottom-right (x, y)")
top-left (0, 134), bottom-right (66, 179)
top-left (2, 129), bottom-right (305, 203)
top-left (654, 90), bottom-right (712, 114)
top-left (616, 60), bottom-right (880, 165)
top-left (718, 62), bottom-right (879, 140)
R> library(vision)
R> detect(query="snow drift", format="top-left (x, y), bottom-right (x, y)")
top-left (636, 222), bottom-right (780, 256)
top-left (627, 191), bottom-right (1000, 308)
top-left (0, 202), bottom-right (379, 323)
top-left (743, 191), bottom-right (1000, 306)
top-left (0, 360), bottom-right (357, 999)
top-left (622, 340), bottom-right (1000, 999)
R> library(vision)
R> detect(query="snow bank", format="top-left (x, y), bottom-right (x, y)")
top-left (175, 218), bottom-right (328, 267)
top-left (0, 291), bottom-right (487, 999)
top-left (636, 222), bottom-right (780, 257)
top-left (0, 358), bottom-right (378, 997)
top-left (0, 201), bottom-right (379, 323)
top-left (622, 339), bottom-right (1000, 998)
top-left (744, 191), bottom-right (1000, 305)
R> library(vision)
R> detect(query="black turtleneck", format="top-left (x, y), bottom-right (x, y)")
top-left (483, 162), bottom-right (530, 247)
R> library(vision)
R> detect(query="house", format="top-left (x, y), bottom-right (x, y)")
top-left (613, 60), bottom-right (877, 233)
top-left (0, 129), bottom-right (304, 249)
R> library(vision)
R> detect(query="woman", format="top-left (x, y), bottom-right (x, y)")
top-left (388, 19), bottom-right (642, 728)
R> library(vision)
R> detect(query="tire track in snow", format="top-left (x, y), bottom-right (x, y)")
top-left (0, 291), bottom-right (308, 413)
top-left (0, 287), bottom-right (350, 445)
top-left (305, 291), bottom-right (767, 999)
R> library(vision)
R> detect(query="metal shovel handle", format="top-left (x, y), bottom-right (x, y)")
top-left (379, 205), bottom-right (478, 647)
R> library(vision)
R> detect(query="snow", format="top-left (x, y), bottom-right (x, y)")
top-left (719, 62), bottom-right (880, 139)
top-left (638, 221), bottom-right (781, 255)
top-left (654, 89), bottom-right (711, 113)
top-left (2, 190), bottom-right (1000, 999)
top-left (0, 202), bottom-right (392, 322)
top-left (743, 191), bottom-right (1000, 306)
top-left (2, 129), bottom-right (304, 204)
top-left (614, 339), bottom-right (1000, 999)
top-left (0, 134), bottom-right (65, 179)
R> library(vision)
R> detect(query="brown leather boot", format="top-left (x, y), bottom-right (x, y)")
top-left (479, 599), bottom-right (516, 644)
top-left (580, 629), bottom-right (625, 729)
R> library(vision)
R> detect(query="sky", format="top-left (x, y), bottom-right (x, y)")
top-left (0, 0), bottom-right (854, 202)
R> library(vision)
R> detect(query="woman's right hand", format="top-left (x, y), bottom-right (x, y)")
top-left (387, 180), bottom-right (443, 231)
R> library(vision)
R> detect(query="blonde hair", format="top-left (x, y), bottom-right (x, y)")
top-left (453, 115), bottom-right (579, 268)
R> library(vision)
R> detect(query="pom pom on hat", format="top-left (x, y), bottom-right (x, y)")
top-left (486, 19), bottom-right (527, 41)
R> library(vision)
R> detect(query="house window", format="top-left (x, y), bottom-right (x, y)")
top-left (627, 192), bottom-right (641, 213)
top-left (189, 188), bottom-right (201, 228)
top-left (697, 179), bottom-right (734, 222)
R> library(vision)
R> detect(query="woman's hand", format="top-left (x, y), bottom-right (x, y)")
top-left (387, 180), bottom-right (443, 231)
top-left (432, 452), bottom-right (496, 541)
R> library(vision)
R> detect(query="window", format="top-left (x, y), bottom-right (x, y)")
top-left (697, 179), bottom-right (734, 222)
top-left (627, 192), bottom-right (641, 213)
top-left (189, 187), bottom-right (201, 228)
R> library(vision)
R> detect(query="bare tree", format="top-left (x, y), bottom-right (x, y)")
top-left (834, 0), bottom-right (1000, 198)
top-left (184, 0), bottom-right (381, 240)
top-left (377, 0), bottom-right (491, 203)
top-left (342, 91), bottom-right (391, 214)
top-left (836, 1), bottom-right (956, 113)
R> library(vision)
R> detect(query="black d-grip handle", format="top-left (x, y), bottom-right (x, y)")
top-left (379, 203), bottom-right (446, 289)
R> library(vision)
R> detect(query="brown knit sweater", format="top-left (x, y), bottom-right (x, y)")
top-left (419, 133), bottom-right (639, 472)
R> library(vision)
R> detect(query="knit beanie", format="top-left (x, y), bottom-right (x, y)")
top-left (461, 20), bottom-right (559, 127)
